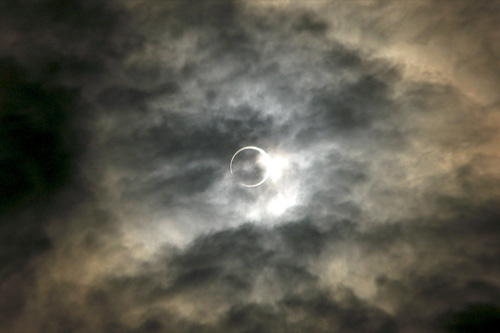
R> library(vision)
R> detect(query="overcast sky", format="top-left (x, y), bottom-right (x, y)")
top-left (1, 0), bottom-right (500, 332)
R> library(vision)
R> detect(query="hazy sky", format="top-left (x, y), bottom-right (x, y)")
top-left (1, 1), bottom-right (500, 332)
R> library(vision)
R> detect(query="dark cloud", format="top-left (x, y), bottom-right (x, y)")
top-left (1, 0), bottom-right (499, 332)
top-left (0, 57), bottom-right (75, 211)
top-left (293, 13), bottom-right (328, 35)
top-left (0, 0), bottom-right (138, 330)
top-left (442, 303), bottom-right (500, 333)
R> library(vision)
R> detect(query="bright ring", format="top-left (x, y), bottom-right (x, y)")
top-left (230, 146), bottom-right (270, 187)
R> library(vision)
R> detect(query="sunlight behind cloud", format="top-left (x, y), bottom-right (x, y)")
top-left (267, 192), bottom-right (297, 216)
top-left (268, 155), bottom-right (288, 182)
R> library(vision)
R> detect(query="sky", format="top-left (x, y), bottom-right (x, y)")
top-left (1, 0), bottom-right (500, 332)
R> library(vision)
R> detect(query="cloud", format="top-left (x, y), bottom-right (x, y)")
top-left (1, 0), bottom-right (499, 332)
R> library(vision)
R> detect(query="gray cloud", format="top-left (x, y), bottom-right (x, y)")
top-left (1, 0), bottom-right (499, 332)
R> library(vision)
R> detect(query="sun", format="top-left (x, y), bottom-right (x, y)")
top-left (230, 146), bottom-right (271, 187)
top-left (230, 147), bottom-right (289, 187)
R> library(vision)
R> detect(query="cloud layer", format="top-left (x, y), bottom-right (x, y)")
top-left (1, 0), bottom-right (499, 332)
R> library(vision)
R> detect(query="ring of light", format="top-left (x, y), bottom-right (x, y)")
top-left (230, 146), bottom-right (270, 187)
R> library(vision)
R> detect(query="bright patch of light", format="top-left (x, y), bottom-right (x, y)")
top-left (267, 193), bottom-right (297, 216)
top-left (267, 155), bottom-right (288, 182)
